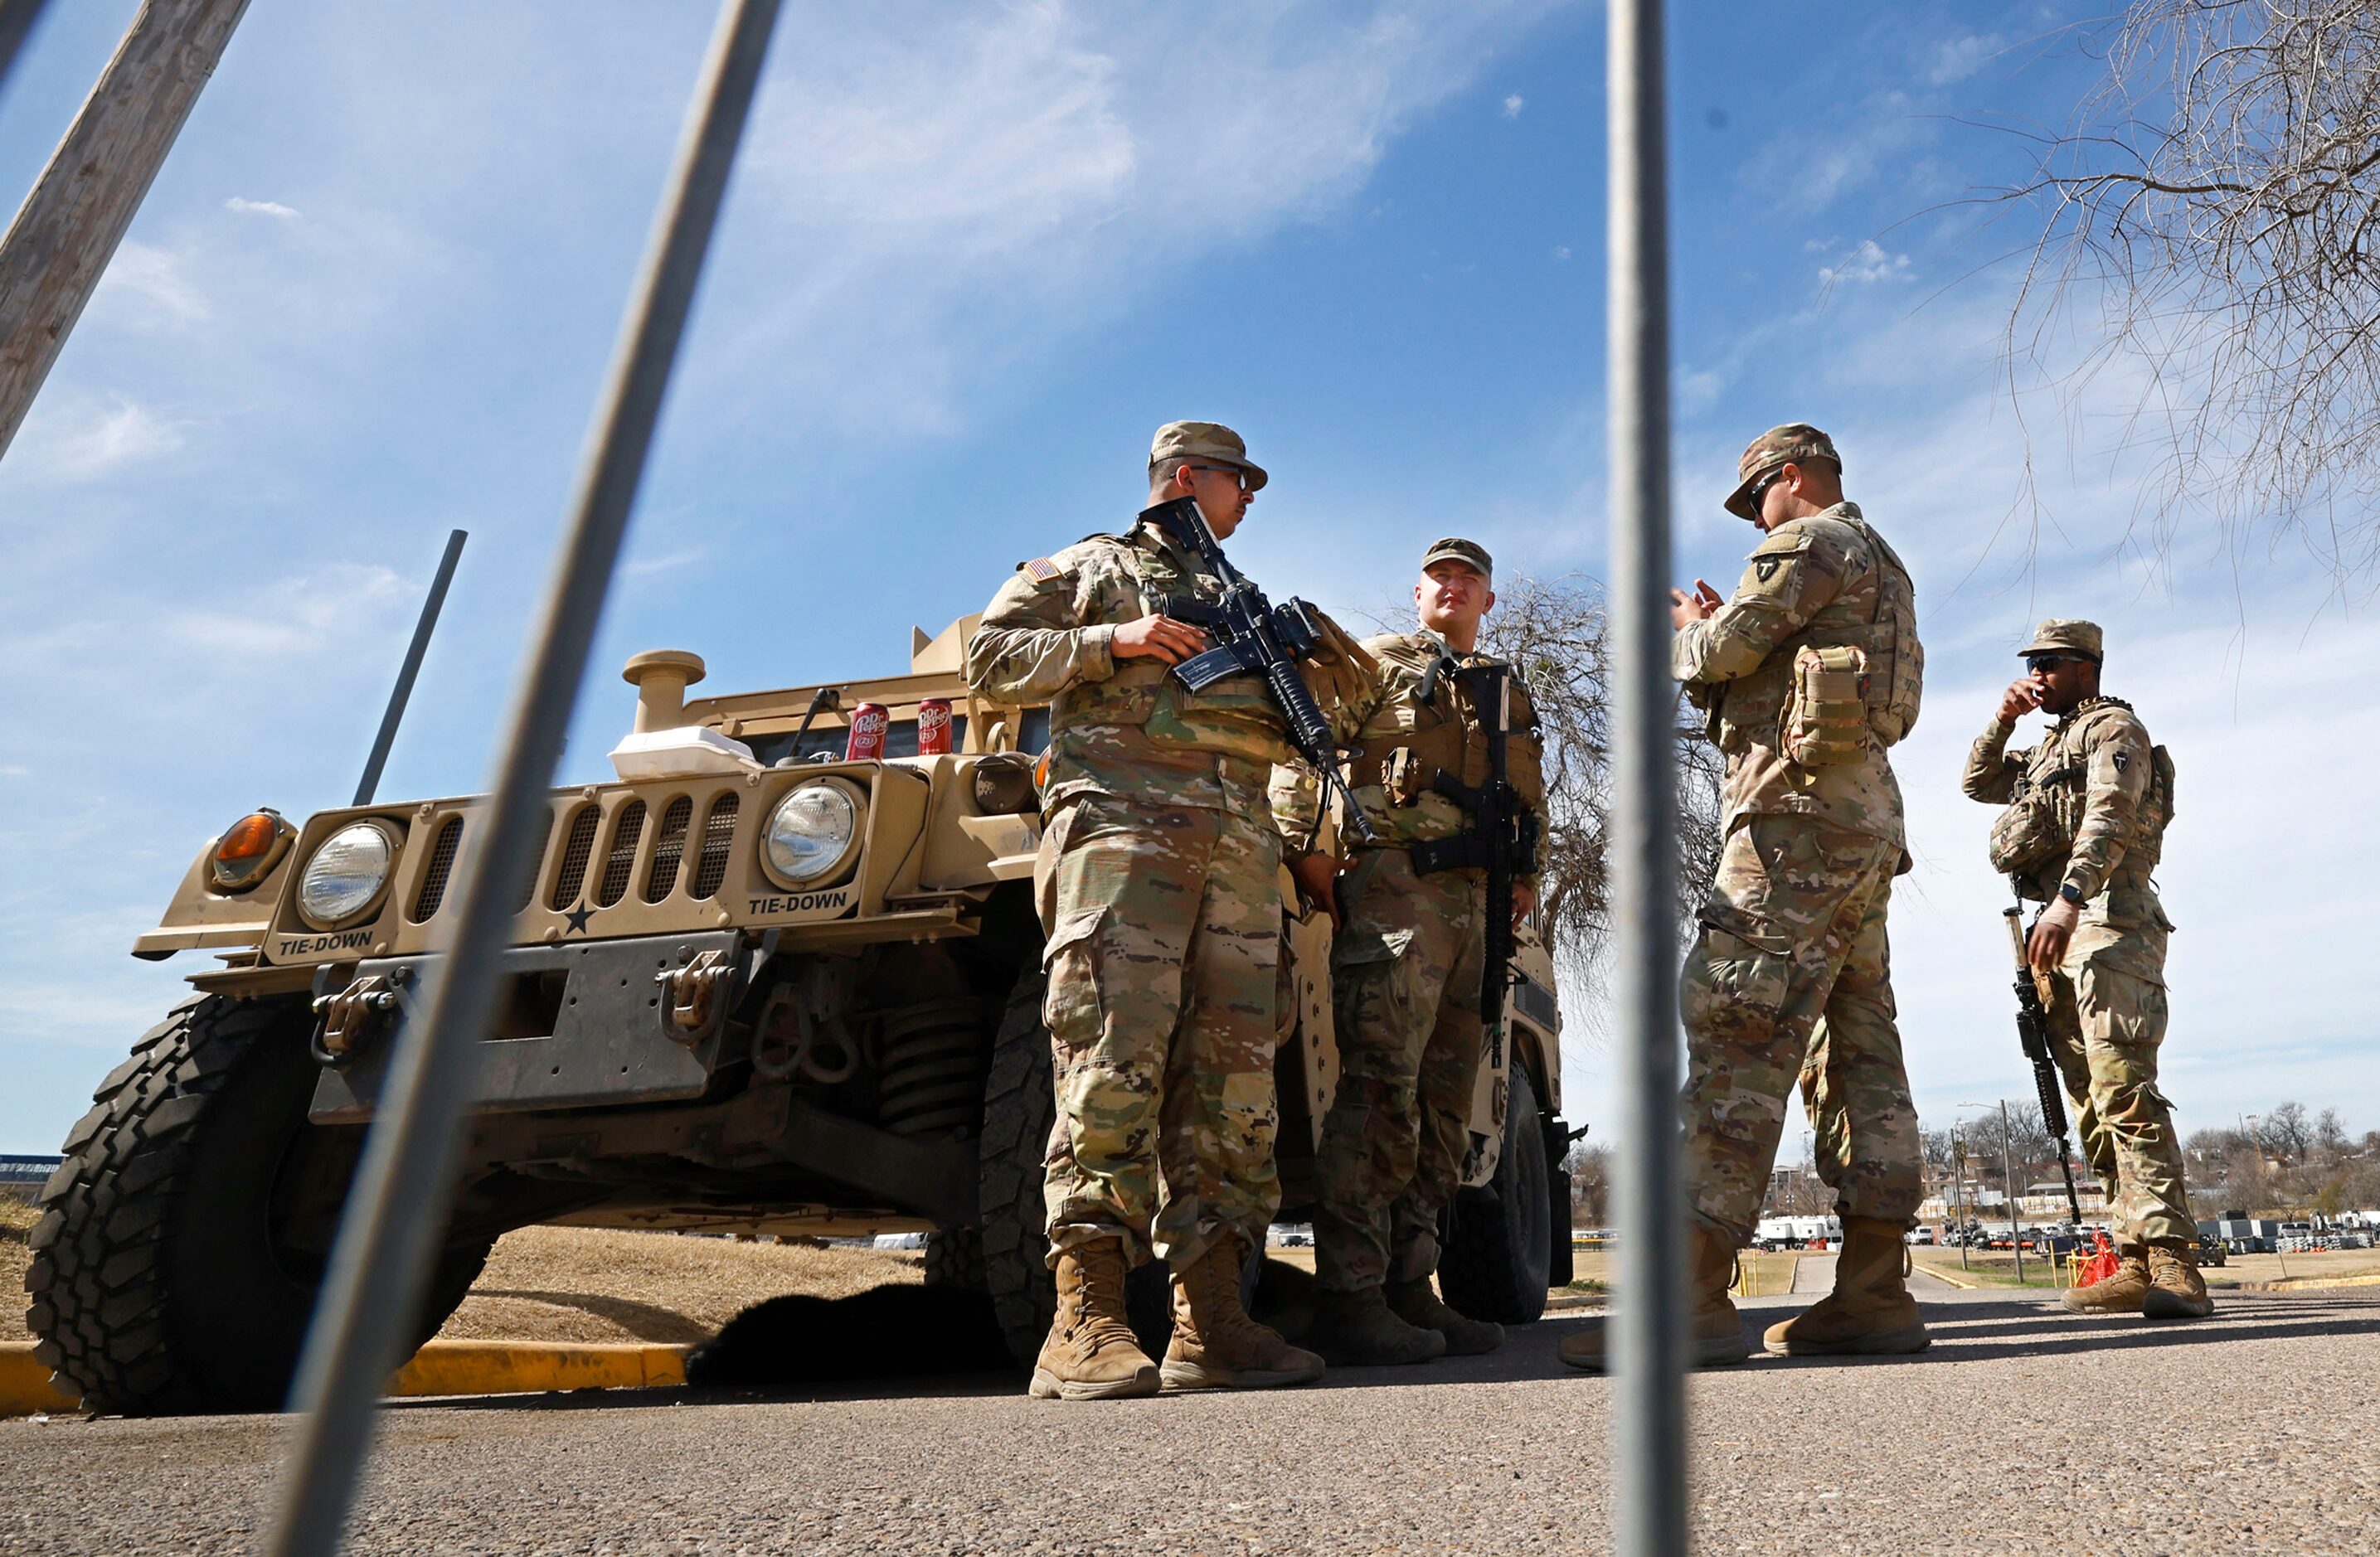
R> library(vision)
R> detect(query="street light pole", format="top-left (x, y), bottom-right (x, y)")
top-left (2000, 1099), bottom-right (2023, 1283)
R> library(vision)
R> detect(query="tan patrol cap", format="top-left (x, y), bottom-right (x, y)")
top-left (1149, 420), bottom-right (1268, 492)
top-left (2019, 618), bottom-right (2103, 662)
top-left (1724, 422), bottom-right (1841, 519)
top-left (1420, 536), bottom-right (1493, 580)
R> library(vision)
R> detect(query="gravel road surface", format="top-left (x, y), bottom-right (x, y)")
top-left (5, 1285), bottom-right (2372, 1555)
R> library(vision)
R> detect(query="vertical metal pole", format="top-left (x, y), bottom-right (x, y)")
top-left (264, 2), bottom-right (783, 1552)
top-left (1606, 0), bottom-right (1686, 1553)
top-left (0, 0), bottom-right (54, 94)
top-left (353, 528), bottom-right (467, 806)
top-left (2004, 1099), bottom-right (2023, 1282)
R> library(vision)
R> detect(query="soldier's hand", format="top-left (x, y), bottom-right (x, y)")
top-left (1290, 851), bottom-right (1348, 929)
top-left (2027, 896), bottom-right (2079, 973)
top-left (1113, 614), bottom-right (1207, 664)
top-left (1997, 678), bottom-right (2042, 724)
top-left (1669, 580), bottom-right (1722, 628)
top-left (1511, 881), bottom-right (1537, 930)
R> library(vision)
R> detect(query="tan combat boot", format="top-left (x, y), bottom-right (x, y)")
top-left (1387, 1276), bottom-right (1503, 1356)
top-left (1557, 1222), bottom-right (1749, 1372)
top-left (1163, 1235), bottom-right (1327, 1390)
top-left (1310, 1283), bottom-right (1448, 1366)
top-left (2061, 1246), bottom-right (2151, 1314)
top-left (1029, 1239), bottom-right (1160, 1400)
top-left (1762, 1216), bottom-right (1931, 1357)
top-left (2141, 1240), bottom-right (2215, 1320)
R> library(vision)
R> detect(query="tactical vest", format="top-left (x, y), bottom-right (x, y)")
top-left (1988, 700), bottom-right (2174, 887)
top-left (1346, 652), bottom-right (1478, 798)
top-left (1707, 513), bottom-right (1922, 763)
top-left (1042, 531), bottom-right (1300, 769)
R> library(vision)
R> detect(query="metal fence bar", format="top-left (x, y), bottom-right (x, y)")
top-left (0, 0), bottom-right (53, 93)
top-left (1606, 0), bottom-right (1688, 1553)
top-left (353, 527), bottom-right (467, 806)
top-left (264, 2), bottom-right (784, 1551)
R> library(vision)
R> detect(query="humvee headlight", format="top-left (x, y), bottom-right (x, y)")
top-left (761, 781), bottom-right (861, 888)
top-left (295, 822), bottom-right (396, 928)
top-left (209, 808), bottom-right (294, 893)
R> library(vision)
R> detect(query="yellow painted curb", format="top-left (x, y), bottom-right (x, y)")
top-left (1911, 1264), bottom-right (1983, 1291)
top-left (3, 1339), bottom-right (690, 1417)
top-left (1, 1345), bottom-right (80, 1416)
top-left (2231, 1271), bottom-right (2380, 1294)
top-left (390, 1341), bottom-right (688, 1397)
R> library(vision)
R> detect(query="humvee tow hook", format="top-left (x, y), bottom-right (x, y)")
top-left (657, 947), bottom-right (735, 1045)
top-left (313, 970), bottom-right (406, 1063)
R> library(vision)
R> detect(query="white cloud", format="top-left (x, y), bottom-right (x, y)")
top-left (1925, 32), bottom-right (2003, 86)
top-left (88, 240), bottom-right (208, 330)
top-left (8, 394), bottom-right (185, 481)
top-left (1554, 245), bottom-right (1571, 260)
top-left (163, 563), bottom-right (409, 659)
top-left (225, 196), bottom-right (301, 220)
top-left (1502, 92), bottom-right (1525, 119)
top-left (1818, 238), bottom-right (1911, 286)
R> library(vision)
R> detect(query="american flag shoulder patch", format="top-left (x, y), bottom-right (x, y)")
top-left (1022, 556), bottom-right (1061, 583)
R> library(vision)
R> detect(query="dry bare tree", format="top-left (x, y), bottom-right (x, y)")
top-left (1995, 1), bottom-right (2380, 577)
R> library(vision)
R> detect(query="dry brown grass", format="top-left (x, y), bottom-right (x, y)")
top-left (434, 1225), bottom-right (925, 1345)
top-left (2, 1193), bottom-right (38, 1342)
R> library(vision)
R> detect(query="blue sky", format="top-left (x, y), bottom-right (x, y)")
top-left (2, 2), bottom-right (2370, 1159)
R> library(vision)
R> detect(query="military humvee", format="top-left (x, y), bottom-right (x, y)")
top-left (25, 618), bottom-right (1571, 1414)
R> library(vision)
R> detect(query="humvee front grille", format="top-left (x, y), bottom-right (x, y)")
top-left (690, 792), bottom-right (738, 900)
top-left (410, 816), bottom-right (464, 923)
top-left (513, 820), bottom-right (549, 911)
top-left (596, 800), bottom-right (646, 907)
top-left (551, 805), bottom-right (601, 909)
top-left (644, 795), bottom-right (692, 903)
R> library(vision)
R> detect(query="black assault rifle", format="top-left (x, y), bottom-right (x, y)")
top-left (1141, 496), bottom-right (1377, 844)
top-left (1411, 660), bottom-right (1540, 1043)
top-left (2004, 904), bottom-right (2084, 1224)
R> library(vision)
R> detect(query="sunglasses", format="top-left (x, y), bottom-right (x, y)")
top-left (1743, 468), bottom-right (1785, 517)
top-left (2023, 653), bottom-right (2086, 673)
top-left (1188, 464), bottom-right (1255, 492)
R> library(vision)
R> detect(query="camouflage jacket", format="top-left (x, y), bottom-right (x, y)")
top-left (1671, 501), bottom-right (1917, 852)
top-left (1962, 696), bottom-right (2171, 925)
top-left (964, 516), bottom-right (1372, 826)
top-left (1270, 630), bottom-right (1547, 889)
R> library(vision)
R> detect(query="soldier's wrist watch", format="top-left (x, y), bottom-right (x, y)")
top-left (2057, 883), bottom-right (2086, 908)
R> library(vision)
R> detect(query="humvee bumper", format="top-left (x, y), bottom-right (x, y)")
top-left (308, 929), bottom-right (744, 1123)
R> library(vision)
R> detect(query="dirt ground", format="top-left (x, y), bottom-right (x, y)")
top-left (2, 1194), bottom-right (36, 1341)
top-left (433, 1226), bottom-right (924, 1344)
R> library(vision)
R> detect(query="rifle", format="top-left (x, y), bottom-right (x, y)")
top-left (1410, 661), bottom-right (1540, 1044)
top-left (2004, 905), bottom-right (2083, 1224)
top-left (1141, 496), bottom-right (1377, 844)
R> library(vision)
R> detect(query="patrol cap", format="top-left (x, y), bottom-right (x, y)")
top-left (1724, 422), bottom-right (1841, 519)
top-left (1419, 536), bottom-right (1493, 580)
top-left (2019, 618), bottom-right (2103, 662)
top-left (1149, 420), bottom-right (1268, 492)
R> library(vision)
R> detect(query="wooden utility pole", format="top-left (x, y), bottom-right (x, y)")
top-left (0, 0), bottom-right (250, 463)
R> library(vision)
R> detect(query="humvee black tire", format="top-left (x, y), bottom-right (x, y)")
top-left (978, 970), bottom-right (1171, 1366)
top-left (1439, 1063), bottom-right (1552, 1325)
top-left (922, 1228), bottom-right (987, 1292)
top-left (26, 993), bottom-right (493, 1414)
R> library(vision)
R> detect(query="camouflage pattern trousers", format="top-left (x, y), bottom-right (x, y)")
top-left (1035, 793), bottom-right (1284, 1271)
top-left (1311, 846), bottom-right (1489, 1293)
top-left (2040, 924), bottom-right (2193, 1246)
top-left (1681, 815), bottom-right (1925, 1241)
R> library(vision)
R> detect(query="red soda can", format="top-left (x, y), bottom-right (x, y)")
top-left (916, 696), bottom-right (954, 756)
top-left (845, 702), bottom-right (890, 760)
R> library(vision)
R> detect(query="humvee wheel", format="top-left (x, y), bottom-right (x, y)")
top-left (26, 993), bottom-right (493, 1414)
top-left (1439, 1062), bottom-right (1552, 1325)
top-left (922, 1228), bottom-right (987, 1292)
top-left (977, 970), bottom-right (1171, 1365)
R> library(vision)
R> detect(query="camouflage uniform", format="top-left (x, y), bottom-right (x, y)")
top-left (966, 508), bottom-right (1369, 1273)
top-left (1674, 444), bottom-right (1927, 1243)
top-left (1963, 624), bottom-right (2189, 1247)
top-left (1275, 627), bottom-right (1546, 1294)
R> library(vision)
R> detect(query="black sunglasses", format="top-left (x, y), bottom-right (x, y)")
top-left (1743, 468), bottom-right (1785, 517)
top-left (2024, 653), bottom-right (2086, 672)
top-left (1188, 463), bottom-right (1254, 492)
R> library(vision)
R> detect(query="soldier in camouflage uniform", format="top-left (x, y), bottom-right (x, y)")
top-left (965, 420), bottom-right (1370, 1399)
top-left (1560, 424), bottom-right (1930, 1372)
top-left (1275, 537), bottom-right (1547, 1366)
top-left (1962, 618), bottom-right (2211, 1320)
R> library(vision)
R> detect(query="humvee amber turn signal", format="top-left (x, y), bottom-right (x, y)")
top-left (208, 809), bottom-right (293, 893)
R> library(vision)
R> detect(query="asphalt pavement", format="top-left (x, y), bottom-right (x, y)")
top-left (4, 1285), bottom-right (2373, 1555)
